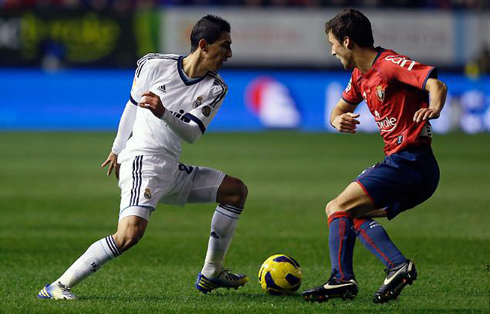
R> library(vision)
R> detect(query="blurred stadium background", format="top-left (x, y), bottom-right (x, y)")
top-left (1, 2), bottom-right (490, 313)
top-left (1, 0), bottom-right (490, 132)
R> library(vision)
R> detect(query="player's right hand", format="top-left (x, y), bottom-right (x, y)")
top-left (139, 91), bottom-right (165, 118)
top-left (332, 112), bottom-right (360, 133)
top-left (101, 152), bottom-right (120, 179)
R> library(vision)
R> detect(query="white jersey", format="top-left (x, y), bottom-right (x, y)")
top-left (119, 53), bottom-right (228, 163)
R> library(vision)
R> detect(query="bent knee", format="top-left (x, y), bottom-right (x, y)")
top-left (222, 178), bottom-right (248, 208)
top-left (114, 229), bottom-right (144, 252)
top-left (325, 199), bottom-right (348, 217)
top-left (237, 180), bottom-right (248, 203)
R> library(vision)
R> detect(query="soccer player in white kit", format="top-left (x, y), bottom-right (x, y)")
top-left (38, 15), bottom-right (249, 300)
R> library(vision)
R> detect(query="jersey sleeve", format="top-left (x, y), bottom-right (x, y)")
top-left (383, 57), bottom-right (437, 91)
top-left (184, 79), bottom-right (228, 134)
top-left (129, 56), bottom-right (156, 106)
top-left (341, 73), bottom-right (363, 105)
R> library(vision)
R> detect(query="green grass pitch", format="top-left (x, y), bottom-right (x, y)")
top-left (0, 132), bottom-right (489, 313)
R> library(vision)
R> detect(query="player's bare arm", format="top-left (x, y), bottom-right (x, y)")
top-left (413, 78), bottom-right (448, 122)
top-left (101, 152), bottom-right (120, 179)
top-left (330, 99), bottom-right (360, 133)
top-left (140, 91), bottom-right (166, 118)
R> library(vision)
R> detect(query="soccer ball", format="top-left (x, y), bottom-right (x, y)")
top-left (258, 254), bottom-right (302, 295)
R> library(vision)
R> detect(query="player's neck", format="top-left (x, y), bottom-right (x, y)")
top-left (355, 47), bottom-right (379, 74)
top-left (182, 53), bottom-right (208, 78)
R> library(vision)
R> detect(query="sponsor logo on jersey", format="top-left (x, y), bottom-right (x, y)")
top-left (144, 188), bottom-right (152, 199)
top-left (201, 105), bottom-right (211, 117)
top-left (193, 96), bottom-right (203, 108)
top-left (157, 84), bottom-right (166, 93)
top-left (384, 55), bottom-right (416, 71)
top-left (375, 85), bottom-right (385, 102)
top-left (374, 110), bottom-right (397, 132)
top-left (169, 109), bottom-right (191, 123)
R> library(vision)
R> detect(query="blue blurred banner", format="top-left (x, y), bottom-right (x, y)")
top-left (1, 69), bottom-right (489, 133)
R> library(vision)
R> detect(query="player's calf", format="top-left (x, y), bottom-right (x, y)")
top-left (113, 214), bottom-right (148, 252)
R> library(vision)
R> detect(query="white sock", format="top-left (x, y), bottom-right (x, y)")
top-left (52, 235), bottom-right (122, 288)
top-left (201, 204), bottom-right (243, 278)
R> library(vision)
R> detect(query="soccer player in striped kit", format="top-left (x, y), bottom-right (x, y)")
top-left (38, 15), bottom-right (248, 300)
top-left (303, 9), bottom-right (447, 304)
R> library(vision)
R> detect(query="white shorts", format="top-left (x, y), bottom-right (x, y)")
top-left (118, 155), bottom-right (225, 221)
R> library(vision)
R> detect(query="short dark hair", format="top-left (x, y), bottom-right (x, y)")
top-left (325, 9), bottom-right (374, 48)
top-left (190, 15), bottom-right (231, 52)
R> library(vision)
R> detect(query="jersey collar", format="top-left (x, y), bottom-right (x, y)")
top-left (359, 47), bottom-right (385, 77)
top-left (178, 56), bottom-right (207, 86)
top-left (372, 47), bottom-right (385, 66)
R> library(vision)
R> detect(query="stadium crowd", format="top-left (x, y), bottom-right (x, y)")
top-left (0, 0), bottom-right (488, 10)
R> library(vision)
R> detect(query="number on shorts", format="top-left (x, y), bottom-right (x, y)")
top-left (178, 163), bottom-right (193, 174)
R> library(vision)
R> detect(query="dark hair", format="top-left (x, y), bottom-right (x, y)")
top-left (325, 9), bottom-right (374, 48)
top-left (190, 15), bottom-right (231, 52)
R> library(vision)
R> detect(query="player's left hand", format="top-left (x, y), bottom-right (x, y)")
top-left (413, 108), bottom-right (440, 123)
top-left (101, 152), bottom-right (120, 179)
top-left (139, 91), bottom-right (165, 118)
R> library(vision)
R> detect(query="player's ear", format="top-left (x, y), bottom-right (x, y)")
top-left (198, 39), bottom-right (208, 52)
top-left (343, 36), bottom-right (352, 50)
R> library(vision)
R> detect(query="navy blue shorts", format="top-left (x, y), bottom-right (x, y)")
top-left (356, 145), bottom-right (440, 220)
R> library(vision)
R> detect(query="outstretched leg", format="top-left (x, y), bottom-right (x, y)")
top-left (38, 213), bottom-right (147, 300)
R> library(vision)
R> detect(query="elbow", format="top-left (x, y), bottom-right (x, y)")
top-left (182, 133), bottom-right (201, 144)
top-left (434, 79), bottom-right (447, 94)
top-left (441, 81), bottom-right (448, 95)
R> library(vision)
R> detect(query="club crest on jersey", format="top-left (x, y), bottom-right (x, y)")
top-left (193, 96), bottom-right (204, 108)
top-left (376, 86), bottom-right (385, 102)
top-left (201, 105), bottom-right (211, 117)
top-left (144, 188), bottom-right (152, 199)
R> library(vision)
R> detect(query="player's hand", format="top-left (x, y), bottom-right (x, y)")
top-left (332, 112), bottom-right (360, 133)
top-left (413, 108), bottom-right (440, 123)
top-left (139, 91), bottom-right (165, 118)
top-left (101, 152), bottom-right (120, 179)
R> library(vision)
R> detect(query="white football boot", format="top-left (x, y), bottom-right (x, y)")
top-left (196, 269), bottom-right (248, 294)
top-left (37, 282), bottom-right (77, 300)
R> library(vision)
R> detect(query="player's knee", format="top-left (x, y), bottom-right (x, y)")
top-left (225, 178), bottom-right (248, 208)
top-left (237, 180), bottom-right (248, 203)
top-left (325, 200), bottom-right (343, 217)
top-left (114, 228), bottom-right (144, 252)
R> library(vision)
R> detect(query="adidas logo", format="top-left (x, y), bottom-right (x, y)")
top-left (157, 84), bottom-right (166, 93)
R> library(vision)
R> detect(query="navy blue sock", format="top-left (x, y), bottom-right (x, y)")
top-left (328, 212), bottom-right (356, 281)
top-left (354, 218), bottom-right (407, 269)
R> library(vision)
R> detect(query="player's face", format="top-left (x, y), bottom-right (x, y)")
top-left (204, 32), bottom-right (233, 72)
top-left (327, 31), bottom-right (354, 70)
